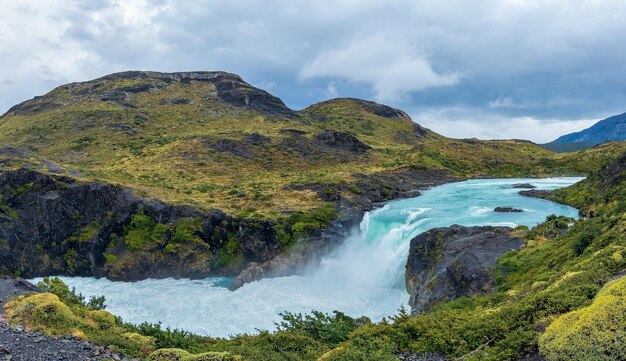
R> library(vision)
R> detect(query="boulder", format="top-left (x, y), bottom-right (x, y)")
top-left (405, 225), bottom-right (522, 313)
top-left (494, 207), bottom-right (523, 212)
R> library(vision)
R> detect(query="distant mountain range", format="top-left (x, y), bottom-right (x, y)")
top-left (543, 112), bottom-right (626, 152)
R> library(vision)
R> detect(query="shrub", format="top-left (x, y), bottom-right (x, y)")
top-left (539, 276), bottom-right (626, 360)
top-left (148, 349), bottom-right (241, 361)
top-left (124, 209), bottom-right (167, 251)
top-left (276, 310), bottom-right (367, 346)
top-left (572, 222), bottom-right (600, 255)
top-left (171, 218), bottom-right (203, 244)
top-left (37, 276), bottom-right (107, 310)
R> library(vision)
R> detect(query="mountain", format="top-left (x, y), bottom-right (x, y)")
top-left (0, 70), bottom-right (624, 284)
top-left (543, 112), bottom-right (626, 152)
top-left (2, 71), bottom-right (626, 360)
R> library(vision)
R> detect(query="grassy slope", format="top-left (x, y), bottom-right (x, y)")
top-left (0, 72), bottom-right (622, 220)
top-left (2, 72), bottom-right (626, 359)
top-left (6, 150), bottom-right (625, 361)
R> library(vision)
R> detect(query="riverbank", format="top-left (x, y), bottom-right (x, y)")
top-left (47, 177), bottom-right (580, 337)
top-left (0, 277), bottom-right (132, 361)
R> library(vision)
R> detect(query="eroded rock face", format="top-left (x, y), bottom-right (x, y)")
top-left (4, 71), bottom-right (297, 118)
top-left (405, 225), bottom-right (523, 313)
top-left (0, 168), bottom-right (282, 280)
top-left (0, 165), bottom-right (459, 287)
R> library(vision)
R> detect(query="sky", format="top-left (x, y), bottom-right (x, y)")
top-left (1, 0), bottom-right (626, 143)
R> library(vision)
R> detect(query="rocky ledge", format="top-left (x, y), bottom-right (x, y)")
top-left (0, 277), bottom-right (127, 361)
top-left (518, 190), bottom-right (552, 199)
top-left (405, 225), bottom-right (523, 313)
top-left (0, 166), bottom-right (457, 288)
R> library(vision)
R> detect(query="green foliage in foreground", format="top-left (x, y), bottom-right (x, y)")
top-left (4, 153), bottom-right (626, 360)
top-left (539, 276), bottom-right (626, 361)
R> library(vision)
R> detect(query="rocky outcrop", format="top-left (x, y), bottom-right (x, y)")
top-left (519, 190), bottom-right (552, 199)
top-left (405, 225), bottom-right (523, 313)
top-left (0, 277), bottom-right (39, 308)
top-left (231, 167), bottom-right (459, 289)
top-left (4, 71), bottom-right (296, 118)
top-left (494, 207), bottom-right (523, 213)
top-left (0, 168), bottom-right (282, 280)
top-left (313, 130), bottom-right (371, 154)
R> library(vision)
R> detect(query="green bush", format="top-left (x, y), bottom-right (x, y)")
top-left (539, 276), bottom-right (626, 360)
top-left (124, 209), bottom-right (167, 251)
top-left (36, 276), bottom-right (107, 310)
top-left (276, 311), bottom-right (368, 346)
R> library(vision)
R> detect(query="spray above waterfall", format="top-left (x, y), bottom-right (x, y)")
top-left (43, 177), bottom-right (582, 337)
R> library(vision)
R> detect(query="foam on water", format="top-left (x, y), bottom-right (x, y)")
top-left (37, 177), bottom-right (582, 337)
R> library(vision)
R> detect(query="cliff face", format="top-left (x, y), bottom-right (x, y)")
top-left (0, 166), bottom-right (456, 284)
top-left (0, 168), bottom-right (283, 280)
top-left (405, 225), bottom-right (523, 313)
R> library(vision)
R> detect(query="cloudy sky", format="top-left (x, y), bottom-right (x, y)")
top-left (1, 0), bottom-right (625, 142)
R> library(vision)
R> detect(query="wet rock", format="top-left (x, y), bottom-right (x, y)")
top-left (512, 183), bottom-right (536, 189)
top-left (494, 207), bottom-right (524, 212)
top-left (0, 168), bottom-right (282, 281)
top-left (519, 189), bottom-right (552, 199)
top-left (405, 225), bottom-right (523, 313)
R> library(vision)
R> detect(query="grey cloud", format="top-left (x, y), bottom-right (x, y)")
top-left (1, 0), bottom-right (625, 142)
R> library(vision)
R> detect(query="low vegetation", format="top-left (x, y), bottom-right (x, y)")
top-left (0, 73), bottom-right (624, 221)
top-left (2, 72), bottom-right (626, 360)
top-left (4, 151), bottom-right (625, 360)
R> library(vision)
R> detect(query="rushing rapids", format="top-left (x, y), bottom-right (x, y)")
top-left (37, 177), bottom-right (581, 337)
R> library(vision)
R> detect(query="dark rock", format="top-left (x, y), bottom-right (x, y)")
top-left (494, 207), bottom-right (524, 212)
top-left (279, 130), bottom-right (370, 160)
top-left (279, 129), bottom-right (308, 136)
top-left (351, 98), bottom-right (411, 119)
top-left (0, 168), bottom-right (283, 281)
top-left (159, 97), bottom-right (190, 105)
top-left (313, 130), bottom-right (370, 154)
top-left (100, 90), bottom-right (136, 108)
top-left (405, 225), bottom-right (523, 313)
top-left (519, 190), bottom-right (552, 199)
top-left (200, 133), bottom-right (270, 160)
top-left (0, 278), bottom-right (39, 308)
top-left (512, 183), bottom-right (536, 189)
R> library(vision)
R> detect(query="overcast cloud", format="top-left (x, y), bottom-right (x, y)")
top-left (1, 0), bottom-right (625, 142)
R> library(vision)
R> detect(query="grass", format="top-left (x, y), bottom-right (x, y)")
top-left (3, 151), bottom-right (625, 360)
top-left (1, 73), bottom-right (623, 221)
top-left (2, 72), bottom-right (626, 359)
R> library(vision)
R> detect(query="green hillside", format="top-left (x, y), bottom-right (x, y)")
top-left (0, 71), bottom-right (622, 220)
top-left (5, 150), bottom-right (625, 360)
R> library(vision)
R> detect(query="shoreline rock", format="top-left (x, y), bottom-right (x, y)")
top-left (518, 189), bottom-right (552, 199)
top-left (405, 225), bottom-right (523, 313)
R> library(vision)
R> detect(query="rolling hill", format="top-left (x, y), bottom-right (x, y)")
top-left (0, 70), bottom-right (624, 284)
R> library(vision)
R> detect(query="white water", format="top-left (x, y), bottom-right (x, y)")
top-left (35, 177), bottom-right (581, 337)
